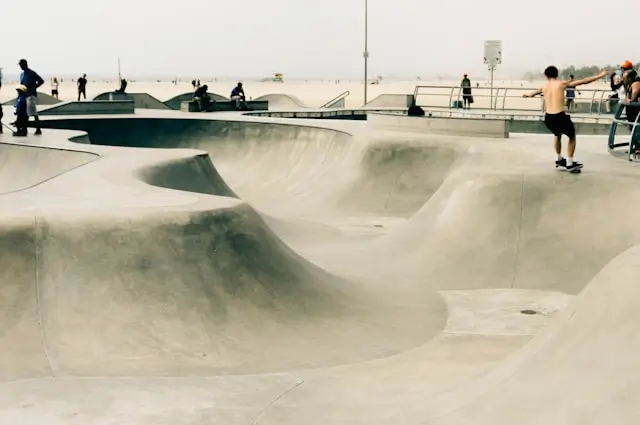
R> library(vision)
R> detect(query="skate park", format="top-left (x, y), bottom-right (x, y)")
top-left (1, 73), bottom-right (640, 424)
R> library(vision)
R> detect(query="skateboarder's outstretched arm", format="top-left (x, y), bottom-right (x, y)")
top-left (564, 70), bottom-right (608, 88)
top-left (523, 88), bottom-right (543, 98)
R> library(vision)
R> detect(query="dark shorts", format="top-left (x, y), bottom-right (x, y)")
top-left (544, 112), bottom-right (575, 139)
top-left (626, 104), bottom-right (640, 123)
top-left (51, 89), bottom-right (58, 96)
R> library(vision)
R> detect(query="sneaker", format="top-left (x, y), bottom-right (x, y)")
top-left (564, 162), bottom-right (583, 172)
top-left (555, 158), bottom-right (567, 168)
top-left (12, 131), bottom-right (27, 137)
top-left (34, 129), bottom-right (42, 135)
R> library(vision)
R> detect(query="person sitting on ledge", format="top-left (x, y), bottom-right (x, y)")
top-left (620, 61), bottom-right (640, 146)
top-left (407, 97), bottom-right (425, 116)
top-left (193, 84), bottom-right (210, 112)
top-left (230, 82), bottom-right (247, 110)
top-left (115, 78), bottom-right (128, 94)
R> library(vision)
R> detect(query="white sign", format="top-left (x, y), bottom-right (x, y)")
top-left (484, 40), bottom-right (502, 65)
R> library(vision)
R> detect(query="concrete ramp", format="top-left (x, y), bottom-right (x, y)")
top-left (2, 92), bottom-right (61, 106)
top-left (433, 244), bottom-right (640, 424)
top-left (39, 100), bottom-right (134, 115)
top-left (254, 93), bottom-right (308, 109)
top-left (0, 142), bottom-right (98, 193)
top-left (93, 92), bottom-right (170, 110)
top-left (363, 93), bottom-right (413, 108)
top-left (368, 112), bottom-right (510, 138)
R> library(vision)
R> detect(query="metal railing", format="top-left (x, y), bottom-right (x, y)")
top-left (412, 85), bottom-right (616, 115)
top-left (607, 102), bottom-right (640, 160)
top-left (320, 90), bottom-right (350, 108)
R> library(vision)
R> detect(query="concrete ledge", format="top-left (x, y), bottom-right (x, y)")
top-left (368, 112), bottom-right (510, 138)
top-left (39, 100), bottom-right (135, 116)
top-left (180, 100), bottom-right (269, 112)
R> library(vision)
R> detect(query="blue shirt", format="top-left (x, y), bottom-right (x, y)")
top-left (15, 94), bottom-right (27, 117)
top-left (566, 87), bottom-right (576, 98)
top-left (20, 68), bottom-right (44, 97)
top-left (230, 86), bottom-right (244, 97)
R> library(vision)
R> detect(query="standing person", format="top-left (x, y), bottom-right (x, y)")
top-left (12, 85), bottom-right (29, 137)
top-left (18, 59), bottom-right (44, 135)
top-left (619, 61), bottom-right (640, 144)
top-left (523, 66), bottom-right (607, 172)
top-left (77, 74), bottom-right (87, 100)
top-left (565, 74), bottom-right (581, 111)
top-left (607, 71), bottom-right (623, 113)
top-left (230, 82), bottom-right (246, 110)
top-left (51, 77), bottom-right (59, 99)
top-left (460, 73), bottom-right (473, 109)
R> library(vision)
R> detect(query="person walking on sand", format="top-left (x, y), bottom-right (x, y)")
top-left (523, 66), bottom-right (608, 172)
top-left (18, 59), bottom-right (44, 135)
top-left (51, 77), bottom-right (59, 99)
top-left (77, 73), bottom-right (87, 100)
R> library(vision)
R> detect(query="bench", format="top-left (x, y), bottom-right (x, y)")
top-left (608, 102), bottom-right (640, 161)
top-left (180, 100), bottom-right (269, 112)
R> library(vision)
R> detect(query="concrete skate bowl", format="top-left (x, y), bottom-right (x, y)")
top-left (93, 92), bottom-right (171, 110)
top-left (6, 113), bottom-right (640, 424)
top-left (163, 91), bottom-right (229, 110)
top-left (0, 140), bottom-right (98, 193)
top-left (9, 116), bottom-right (459, 372)
top-left (36, 117), bottom-right (464, 220)
top-left (254, 93), bottom-right (308, 109)
top-left (2, 91), bottom-right (61, 106)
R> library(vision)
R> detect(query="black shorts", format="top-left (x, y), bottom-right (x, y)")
top-left (51, 89), bottom-right (58, 96)
top-left (544, 112), bottom-right (575, 139)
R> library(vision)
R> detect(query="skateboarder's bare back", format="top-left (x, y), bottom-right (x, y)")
top-left (524, 66), bottom-right (607, 171)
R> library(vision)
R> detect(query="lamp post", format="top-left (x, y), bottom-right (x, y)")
top-left (363, 0), bottom-right (369, 105)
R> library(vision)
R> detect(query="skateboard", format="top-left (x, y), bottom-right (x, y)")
top-left (555, 164), bottom-right (582, 173)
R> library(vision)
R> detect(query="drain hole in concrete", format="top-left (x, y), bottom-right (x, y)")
top-left (373, 224), bottom-right (384, 228)
top-left (520, 309), bottom-right (537, 315)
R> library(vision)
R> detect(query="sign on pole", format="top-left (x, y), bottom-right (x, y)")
top-left (483, 40), bottom-right (502, 109)
top-left (483, 40), bottom-right (502, 65)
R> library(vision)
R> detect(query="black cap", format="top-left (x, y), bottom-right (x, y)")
top-left (18, 59), bottom-right (27, 65)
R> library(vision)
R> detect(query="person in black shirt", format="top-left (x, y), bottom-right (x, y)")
top-left (193, 84), bottom-right (210, 111)
top-left (77, 74), bottom-right (87, 101)
top-left (461, 74), bottom-right (473, 109)
top-left (115, 78), bottom-right (127, 93)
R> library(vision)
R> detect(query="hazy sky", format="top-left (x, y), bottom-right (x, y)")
top-left (0, 0), bottom-right (637, 79)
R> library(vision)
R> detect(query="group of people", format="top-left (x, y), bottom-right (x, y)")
top-left (47, 74), bottom-right (88, 101)
top-left (193, 82), bottom-right (247, 112)
top-left (523, 60), bottom-right (640, 172)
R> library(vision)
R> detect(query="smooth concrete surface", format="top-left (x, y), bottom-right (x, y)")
top-left (39, 100), bottom-right (135, 116)
top-left (368, 111), bottom-right (510, 138)
top-left (2, 92), bottom-right (61, 106)
top-left (0, 108), bottom-right (640, 424)
top-left (92, 92), bottom-right (171, 110)
top-left (364, 93), bottom-right (414, 108)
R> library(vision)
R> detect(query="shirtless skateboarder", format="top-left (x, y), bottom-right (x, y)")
top-left (523, 66), bottom-right (608, 172)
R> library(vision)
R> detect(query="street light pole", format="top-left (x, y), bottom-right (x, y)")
top-left (363, 0), bottom-right (369, 105)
